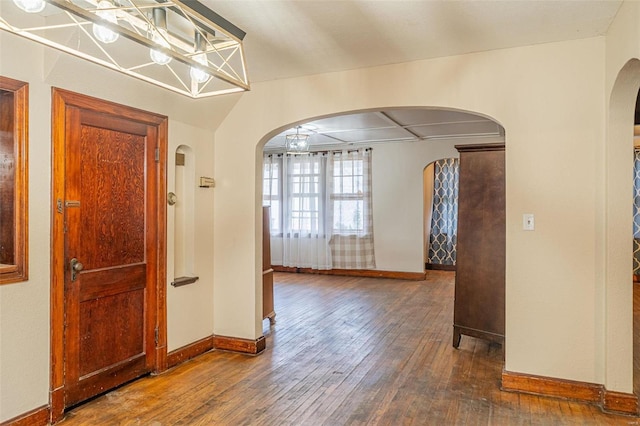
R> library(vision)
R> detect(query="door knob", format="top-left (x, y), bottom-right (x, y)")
top-left (70, 258), bottom-right (83, 281)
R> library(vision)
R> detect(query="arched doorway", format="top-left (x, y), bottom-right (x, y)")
top-left (605, 58), bottom-right (640, 404)
top-left (259, 107), bottom-right (505, 280)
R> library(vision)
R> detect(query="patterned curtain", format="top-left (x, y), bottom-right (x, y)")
top-left (428, 158), bottom-right (459, 266)
top-left (634, 149), bottom-right (640, 276)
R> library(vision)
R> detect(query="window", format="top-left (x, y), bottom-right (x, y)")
top-left (263, 155), bottom-right (282, 234)
top-left (289, 159), bottom-right (321, 235)
top-left (332, 157), bottom-right (365, 235)
top-left (263, 149), bottom-right (375, 270)
top-left (0, 76), bottom-right (28, 284)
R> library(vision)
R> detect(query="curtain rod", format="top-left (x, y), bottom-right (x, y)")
top-left (265, 147), bottom-right (372, 157)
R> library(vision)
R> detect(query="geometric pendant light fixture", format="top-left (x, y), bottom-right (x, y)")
top-left (1, 0), bottom-right (250, 98)
top-left (285, 126), bottom-right (310, 155)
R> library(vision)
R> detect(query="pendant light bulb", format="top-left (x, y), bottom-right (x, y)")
top-left (190, 53), bottom-right (209, 83)
top-left (150, 29), bottom-right (171, 65)
top-left (13, 0), bottom-right (46, 13)
top-left (149, 8), bottom-right (171, 65)
top-left (190, 31), bottom-right (209, 84)
top-left (92, 0), bottom-right (119, 44)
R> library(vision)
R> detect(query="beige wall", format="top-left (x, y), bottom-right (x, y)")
top-left (602, 1), bottom-right (640, 392)
top-left (214, 37), bottom-right (608, 386)
top-left (0, 32), bottom-right (221, 421)
top-left (0, 33), bottom-right (51, 422)
top-left (3, 2), bottom-right (640, 420)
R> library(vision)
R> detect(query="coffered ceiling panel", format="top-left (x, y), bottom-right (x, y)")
top-left (311, 112), bottom-right (394, 132)
top-left (264, 108), bottom-right (504, 152)
top-left (326, 127), bottom-right (415, 143)
top-left (384, 109), bottom-right (490, 127)
top-left (410, 121), bottom-right (502, 139)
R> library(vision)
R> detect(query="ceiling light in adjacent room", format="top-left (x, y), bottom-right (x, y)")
top-left (286, 127), bottom-right (311, 155)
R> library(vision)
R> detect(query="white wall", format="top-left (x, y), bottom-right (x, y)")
top-left (214, 37), bottom-right (607, 389)
top-left (0, 31), bottom-right (221, 421)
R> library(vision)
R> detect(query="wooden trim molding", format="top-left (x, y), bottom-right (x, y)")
top-left (425, 263), bottom-right (456, 271)
top-left (502, 370), bottom-right (638, 416)
top-left (501, 370), bottom-right (602, 403)
top-left (602, 390), bottom-right (639, 415)
top-left (0, 76), bottom-right (29, 285)
top-left (213, 335), bottom-right (266, 355)
top-left (455, 143), bottom-right (506, 153)
top-left (272, 265), bottom-right (426, 281)
top-left (167, 335), bottom-right (214, 368)
top-left (0, 405), bottom-right (49, 426)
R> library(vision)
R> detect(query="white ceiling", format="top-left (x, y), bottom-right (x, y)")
top-left (206, 0), bottom-right (622, 83)
top-left (205, 0), bottom-right (621, 148)
top-left (264, 109), bottom-right (503, 151)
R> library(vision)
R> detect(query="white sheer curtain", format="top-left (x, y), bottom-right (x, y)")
top-left (264, 149), bottom-right (375, 270)
top-left (281, 153), bottom-right (332, 270)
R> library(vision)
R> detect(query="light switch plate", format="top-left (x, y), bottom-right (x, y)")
top-left (523, 213), bottom-right (535, 231)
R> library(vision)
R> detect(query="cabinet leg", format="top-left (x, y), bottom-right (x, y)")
top-left (453, 327), bottom-right (461, 348)
top-left (268, 312), bottom-right (276, 326)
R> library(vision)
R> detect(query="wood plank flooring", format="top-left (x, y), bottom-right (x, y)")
top-left (61, 271), bottom-right (639, 425)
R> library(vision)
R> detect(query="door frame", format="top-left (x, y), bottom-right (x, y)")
top-left (50, 88), bottom-right (168, 423)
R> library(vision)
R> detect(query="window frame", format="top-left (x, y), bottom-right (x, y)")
top-left (288, 158), bottom-right (321, 235)
top-left (0, 76), bottom-right (29, 284)
top-left (331, 157), bottom-right (366, 236)
top-left (263, 156), bottom-right (283, 236)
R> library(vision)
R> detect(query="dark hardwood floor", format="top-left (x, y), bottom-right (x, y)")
top-left (61, 271), bottom-right (638, 425)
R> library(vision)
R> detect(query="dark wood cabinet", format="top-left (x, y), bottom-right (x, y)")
top-left (453, 143), bottom-right (505, 347)
top-left (263, 206), bottom-right (276, 325)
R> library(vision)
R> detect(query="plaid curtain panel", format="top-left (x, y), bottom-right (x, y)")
top-left (328, 149), bottom-right (375, 269)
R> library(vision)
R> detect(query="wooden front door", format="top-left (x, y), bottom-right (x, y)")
top-left (51, 89), bottom-right (167, 418)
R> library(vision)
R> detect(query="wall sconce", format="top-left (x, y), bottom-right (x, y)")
top-left (2, 0), bottom-right (250, 98)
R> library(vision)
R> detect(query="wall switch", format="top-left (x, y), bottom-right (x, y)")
top-left (523, 213), bottom-right (535, 231)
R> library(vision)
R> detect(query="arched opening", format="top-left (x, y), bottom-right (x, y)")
top-left (174, 144), bottom-right (196, 279)
top-left (604, 58), bottom-right (640, 399)
top-left (258, 107), bottom-right (505, 342)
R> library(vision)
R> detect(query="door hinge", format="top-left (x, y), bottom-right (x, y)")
top-left (154, 147), bottom-right (160, 163)
top-left (154, 327), bottom-right (159, 345)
